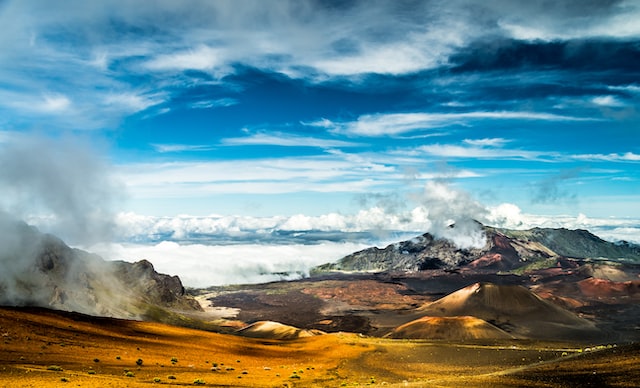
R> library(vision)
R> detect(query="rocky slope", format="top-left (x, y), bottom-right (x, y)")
top-left (312, 224), bottom-right (640, 274)
top-left (0, 215), bottom-right (201, 320)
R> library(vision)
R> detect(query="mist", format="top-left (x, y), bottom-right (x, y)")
top-left (0, 134), bottom-right (132, 315)
top-left (0, 133), bottom-right (122, 245)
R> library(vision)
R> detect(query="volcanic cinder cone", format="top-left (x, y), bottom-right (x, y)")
top-left (387, 315), bottom-right (514, 340)
top-left (418, 282), bottom-right (599, 341)
top-left (236, 321), bottom-right (324, 340)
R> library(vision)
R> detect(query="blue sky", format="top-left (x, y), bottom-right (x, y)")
top-left (1, 0), bottom-right (639, 223)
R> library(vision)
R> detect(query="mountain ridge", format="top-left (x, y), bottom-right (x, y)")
top-left (312, 224), bottom-right (640, 274)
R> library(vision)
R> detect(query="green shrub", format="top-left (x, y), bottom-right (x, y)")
top-left (47, 365), bottom-right (63, 371)
top-left (125, 371), bottom-right (135, 377)
top-left (153, 377), bottom-right (161, 383)
top-left (193, 378), bottom-right (206, 385)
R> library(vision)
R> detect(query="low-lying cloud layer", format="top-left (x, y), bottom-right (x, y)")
top-left (82, 201), bottom-right (639, 288)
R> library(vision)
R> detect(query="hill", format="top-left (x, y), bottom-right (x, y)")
top-left (236, 321), bottom-right (324, 340)
top-left (0, 214), bottom-right (201, 322)
top-left (386, 315), bottom-right (514, 340)
top-left (418, 282), bottom-right (599, 340)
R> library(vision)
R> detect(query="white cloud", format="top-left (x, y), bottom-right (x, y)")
top-left (463, 138), bottom-right (509, 147)
top-left (609, 84), bottom-right (640, 94)
top-left (73, 200), bottom-right (640, 287)
top-left (592, 95), bottom-right (626, 107)
top-left (1, 0), bottom-right (636, 130)
top-left (190, 98), bottom-right (238, 109)
top-left (151, 144), bottom-right (216, 153)
top-left (103, 91), bottom-right (166, 113)
top-left (496, 1), bottom-right (640, 40)
top-left (41, 93), bottom-right (71, 112)
top-left (90, 240), bottom-right (371, 287)
top-left (486, 204), bottom-right (640, 244)
top-left (321, 111), bottom-right (594, 137)
top-left (572, 152), bottom-right (640, 162)
top-left (220, 132), bottom-right (363, 148)
top-left (144, 45), bottom-right (232, 77)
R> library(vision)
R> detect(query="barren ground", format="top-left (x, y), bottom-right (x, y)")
top-left (2, 306), bottom-right (639, 387)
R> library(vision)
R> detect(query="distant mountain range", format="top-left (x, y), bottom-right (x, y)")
top-left (312, 224), bottom-right (640, 274)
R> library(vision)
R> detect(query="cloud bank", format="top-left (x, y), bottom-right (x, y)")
top-left (79, 201), bottom-right (640, 288)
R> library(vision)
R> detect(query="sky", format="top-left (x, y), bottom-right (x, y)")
top-left (0, 1), bottom-right (639, 286)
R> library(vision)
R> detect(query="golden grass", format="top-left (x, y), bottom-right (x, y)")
top-left (1, 307), bottom-right (639, 387)
top-left (0, 307), bottom-right (368, 387)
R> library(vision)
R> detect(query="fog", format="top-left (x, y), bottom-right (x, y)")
top-left (0, 133), bottom-right (122, 245)
top-left (88, 240), bottom-right (373, 288)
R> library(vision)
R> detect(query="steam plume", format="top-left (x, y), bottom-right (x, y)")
top-left (0, 133), bottom-right (122, 245)
top-left (0, 133), bottom-right (131, 315)
top-left (414, 180), bottom-right (488, 249)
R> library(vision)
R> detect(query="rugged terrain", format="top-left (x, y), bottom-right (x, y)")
top-left (0, 215), bottom-right (202, 323)
top-left (2, 305), bottom-right (639, 387)
top-left (202, 225), bottom-right (640, 343)
top-left (2, 219), bottom-right (640, 386)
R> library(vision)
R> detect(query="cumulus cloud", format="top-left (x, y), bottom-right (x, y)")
top-left (2, 0), bottom-right (636, 130)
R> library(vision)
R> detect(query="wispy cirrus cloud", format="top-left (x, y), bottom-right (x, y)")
top-left (463, 138), bottom-right (510, 147)
top-left (151, 144), bottom-right (216, 153)
top-left (190, 98), bottom-right (238, 109)
top-left (220, 132), bottom-right (363, 148)
top-left (314, 111), bottom-right (594, 137)
top-left (416, 143), bottom-right (552, 161)
top-left (571, 152), bottom-right (640, 162)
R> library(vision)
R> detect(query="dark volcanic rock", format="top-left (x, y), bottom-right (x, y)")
top-left (114, 259), bottom-right (201, 311)
top-left (313, 233), bottom-right (488, 273)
